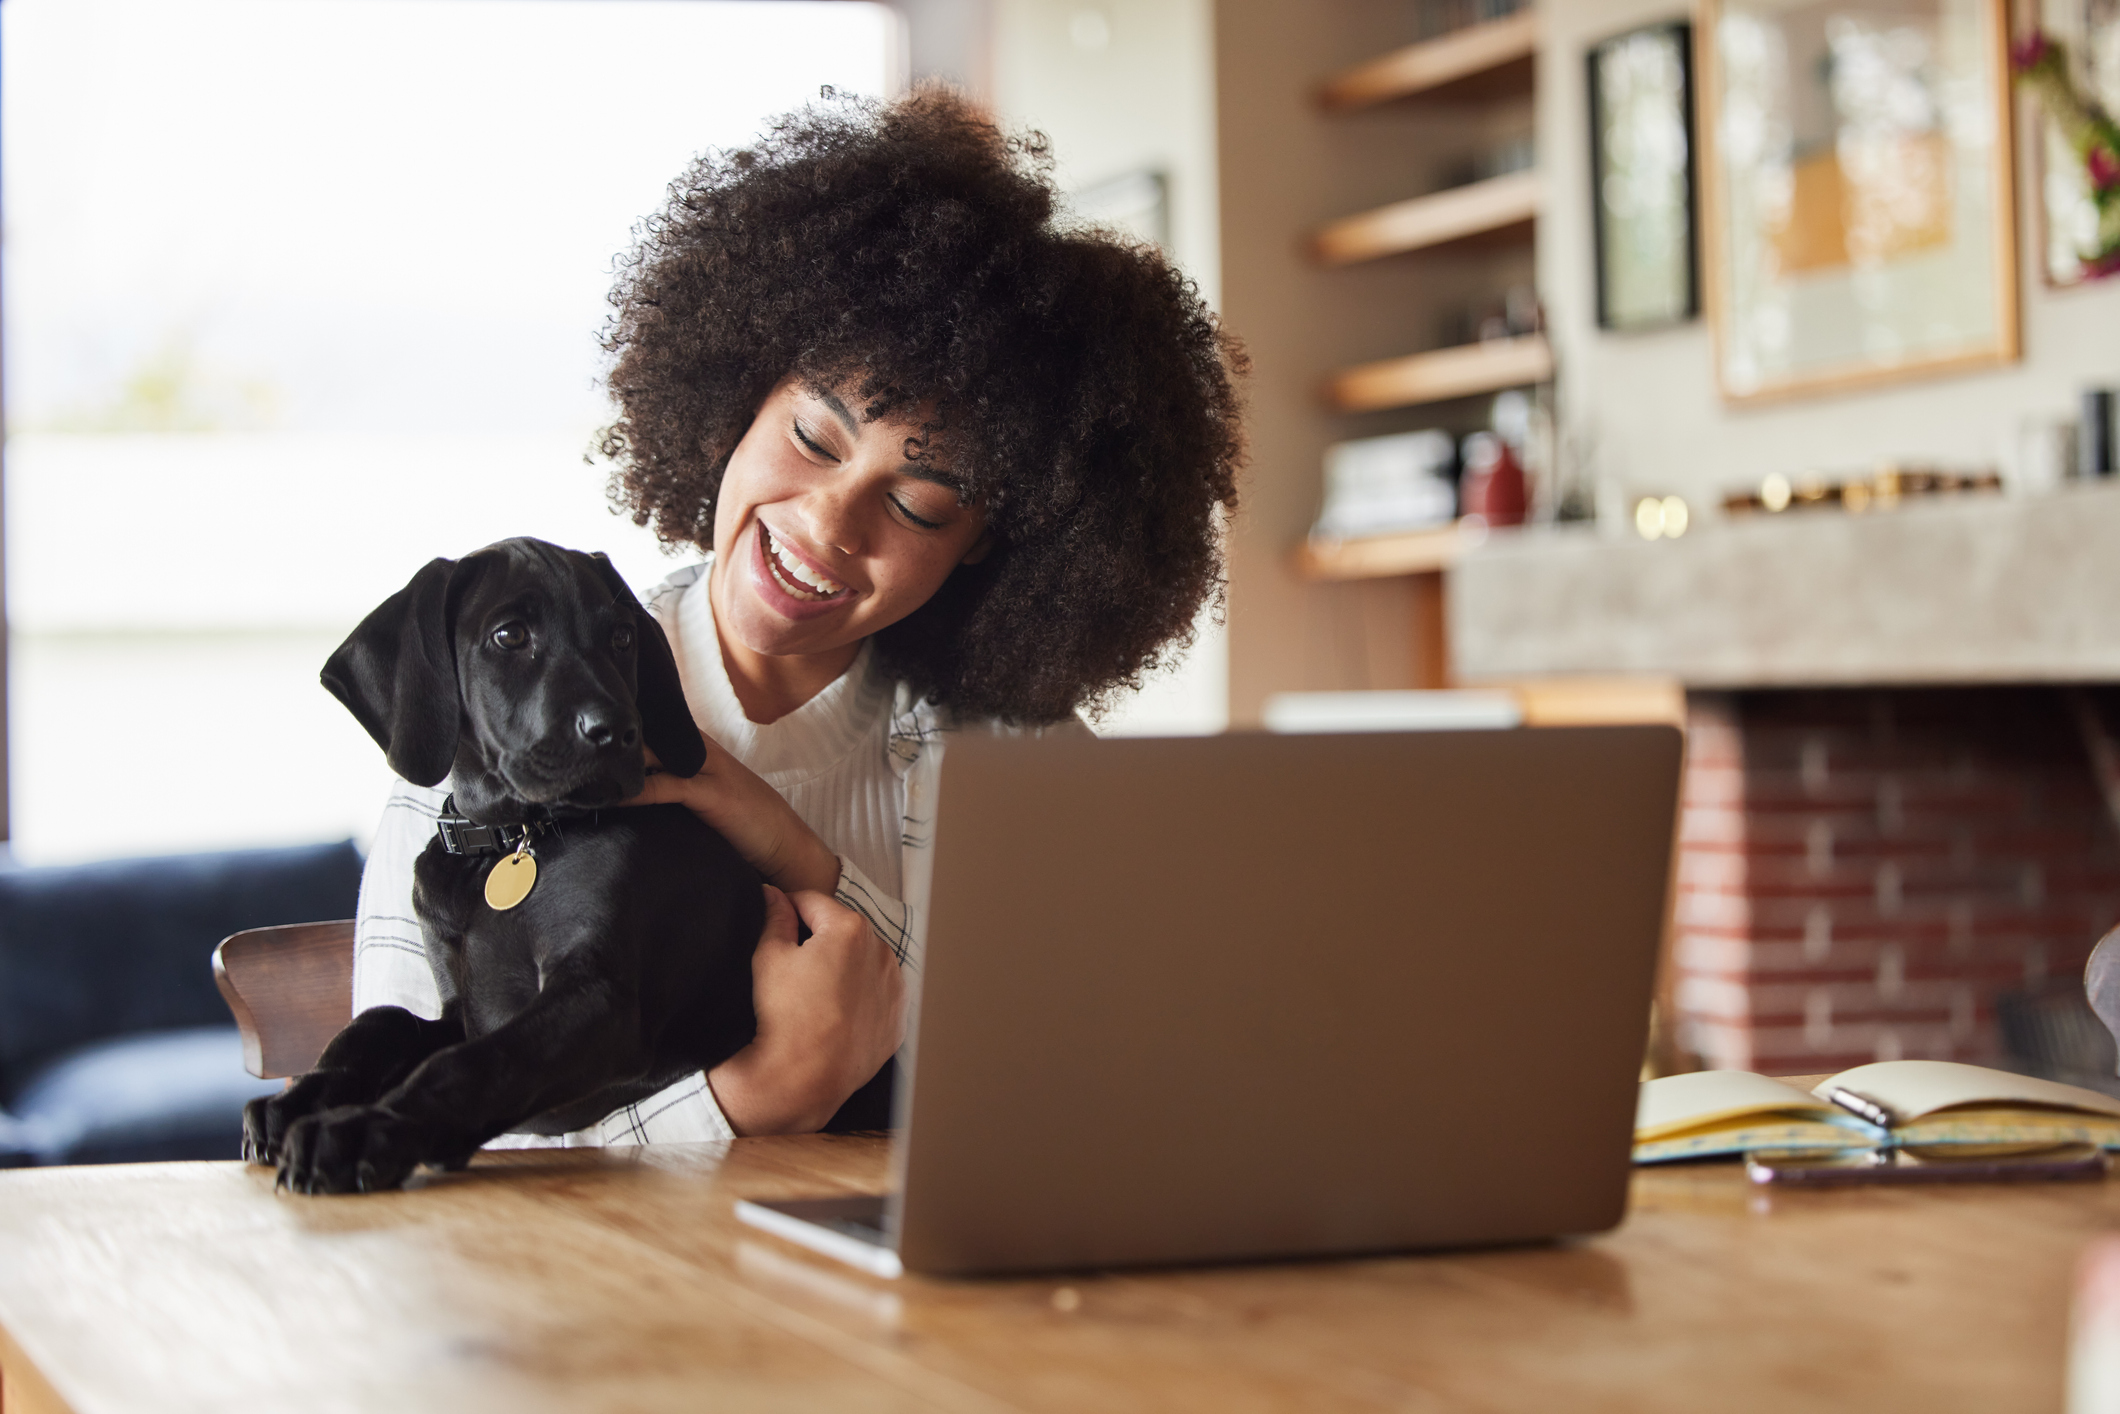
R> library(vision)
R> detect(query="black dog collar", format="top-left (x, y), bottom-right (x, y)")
top-left (433, 796), bottom-right (562, 857)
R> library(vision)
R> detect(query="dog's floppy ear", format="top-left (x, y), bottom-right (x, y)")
top-left (321, 557), bottom-right (464, 787)
top-left (586, 553), bottom-right (706, 779)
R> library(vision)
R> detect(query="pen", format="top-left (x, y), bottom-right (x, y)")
top-left (1825, 1087), bottom-right (1896, 1131)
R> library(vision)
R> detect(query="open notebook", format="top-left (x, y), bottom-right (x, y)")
top-left (1636, 1060), bottom-right (2120, 1163)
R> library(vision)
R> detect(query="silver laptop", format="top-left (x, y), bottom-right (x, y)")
top-left (736, 724), bottom-right (1682, 1278)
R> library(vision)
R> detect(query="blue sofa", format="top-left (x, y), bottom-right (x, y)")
top-left (0, 840), bottom-right (364, 1166)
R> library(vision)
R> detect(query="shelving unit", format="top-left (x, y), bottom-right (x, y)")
top-left (1316, 11), bottom-right (1538, 110)
top-left (1216, 0), bottom-right (1553, 712)
top-left (1324, 333), bottom-right (1552, 413)
top-left (1312, 12), bottom-right (1546, 424)
top-left (1266, 4), bottom-right (1549, 696)
top-left (1311, 169), bottom-right (1539, 266)
top-left (1292, 524), bottom-right (1472, 580)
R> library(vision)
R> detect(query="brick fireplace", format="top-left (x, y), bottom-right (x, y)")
top-left (1672, 688), bottom-right (2120, 1075)
top-left (1446, 485), bottom-right (2120, 1077)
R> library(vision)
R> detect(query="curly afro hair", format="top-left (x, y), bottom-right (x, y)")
top-left (599, 86), bottom-right (1245, 726)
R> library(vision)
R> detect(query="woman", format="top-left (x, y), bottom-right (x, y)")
top-left (353, 88), bottom-right (1244, 1141)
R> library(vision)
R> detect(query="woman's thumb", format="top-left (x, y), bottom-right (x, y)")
top-left (759, 883), bottom-right (800, 947)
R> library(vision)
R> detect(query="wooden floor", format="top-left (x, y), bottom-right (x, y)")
top-left (0, 1133), bottom-right (2105, 1412)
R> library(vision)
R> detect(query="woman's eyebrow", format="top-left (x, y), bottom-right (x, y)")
top-left (901, 464), bottom-right (961, 490)
top-left (817, 390), bottom-right (860, 433)
top-left (900, 463), bottom-right (974, 505)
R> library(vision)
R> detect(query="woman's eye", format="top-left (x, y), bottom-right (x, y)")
top-left (611, 624), bottom-right (636, 653)
top-left (893, 497), bottom-right (945, 530)
top-left (791, 419), bottom-right (836, 460)
top-left (491, 623), bottom-right (528, 650)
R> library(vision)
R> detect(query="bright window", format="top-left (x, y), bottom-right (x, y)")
top-left (4, 0), bottom-right (897, 862)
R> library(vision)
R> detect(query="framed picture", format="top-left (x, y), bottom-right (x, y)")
top-left (2030, 0), bottom-right (2120, 286)
top-left (1588, 22), bottom-right (1700, 331)
top-left (1074, 169), bottom-right (1171, 250)
top-left (1697, 0), bottom-right (2019, 401)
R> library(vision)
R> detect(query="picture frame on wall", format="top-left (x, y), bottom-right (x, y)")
top-left (2029, 0), bottom-right (2120, 286)
top-left (1696, 0), bottom-right (2019, 401)
top-left (1588, 21), bottom-right (1700, 331)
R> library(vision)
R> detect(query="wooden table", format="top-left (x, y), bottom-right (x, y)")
top-left (0, 1129), bottom-right (2113, 1414)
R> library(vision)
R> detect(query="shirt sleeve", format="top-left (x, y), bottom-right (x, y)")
top-left (590, 1070), bottom-right (737, 1146)
top-left (351, 780), bottom-right (449, 1020)
top-left (834, 854), bottom-right (920, 972)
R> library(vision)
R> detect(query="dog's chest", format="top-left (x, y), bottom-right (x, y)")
top-left (410, 837), bottom-right (617, 1032)
top-left (405, 807), bottom-right (759, 1048)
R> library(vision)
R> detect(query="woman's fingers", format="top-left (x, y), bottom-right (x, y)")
top-left (758, 884), bottom-right (799, 949)
top-left (623, 771), bottom-right (684, 808)
top-left (784, 886), bottom-right (854, 937)
top-left (624, 733), bottom-right (707, 804)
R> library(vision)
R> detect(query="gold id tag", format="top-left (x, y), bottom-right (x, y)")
top-left (484, 848), bottom-right (538, 911)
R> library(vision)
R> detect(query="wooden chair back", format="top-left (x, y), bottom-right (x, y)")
top-left (212, 920), bottom-right (355, 1079)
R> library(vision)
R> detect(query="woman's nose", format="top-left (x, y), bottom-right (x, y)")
top-left (798, 472), bottom-right (868, 554)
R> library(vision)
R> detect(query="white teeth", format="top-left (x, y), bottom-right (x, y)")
top-left (786, 556), bottom-right (835, 593)
top-left (762, 526), bottom-right (846, 600)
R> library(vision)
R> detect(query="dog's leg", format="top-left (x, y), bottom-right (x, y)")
top-left (275, 957), bottom-right (651, 1194)
top-left (244, 1005), bottom-right (464, 1166)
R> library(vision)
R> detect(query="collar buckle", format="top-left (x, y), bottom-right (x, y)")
top-left (433, 795), bottom-right (579, 856)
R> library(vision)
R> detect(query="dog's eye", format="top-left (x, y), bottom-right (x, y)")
top-left (611, 625), bottom-right (635, 653)
top-left (491, 623), bottom-right (528, 651)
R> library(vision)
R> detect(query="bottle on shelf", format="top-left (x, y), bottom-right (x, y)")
top-left (1459, 431), bottom-right (1527, 528)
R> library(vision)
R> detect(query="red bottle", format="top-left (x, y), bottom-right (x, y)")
top-left (1459, 432), bottom-right (1527, 527)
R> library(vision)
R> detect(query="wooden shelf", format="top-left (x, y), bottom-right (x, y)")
top-left (1317, 12), bottom-right (1538, 110)
top-left (1293, 523), bottom-right (1473, 580)
top-left (1325, 334), bottom-right (1552, 412)
top-left (1312, 170), bottom-right (1539, 266)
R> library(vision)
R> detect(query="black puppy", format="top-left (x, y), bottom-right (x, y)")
top-left (245, 538), bottom-right (763, 1193)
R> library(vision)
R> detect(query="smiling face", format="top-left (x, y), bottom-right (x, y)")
top-left (708, 376), bottom-right (990, 676)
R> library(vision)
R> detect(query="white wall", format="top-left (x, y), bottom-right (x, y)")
top-left (1537, 0), bottom-right (2120, 512)
top-left (989, 0), bottom-right (1230, 734)
top-left (991, 0), bottom-right (1221, 303)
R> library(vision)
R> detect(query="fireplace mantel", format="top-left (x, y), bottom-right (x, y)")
top-left (1450, 481), bottom-right (2120, 686)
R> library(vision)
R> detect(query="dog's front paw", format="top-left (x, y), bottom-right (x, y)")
top-left (242, 1095), bottom-right (274, 1164)
top-left (276, 1105), bottom-right (430, 1195)
top-left (244, 1071), bottom-right (345, 1165)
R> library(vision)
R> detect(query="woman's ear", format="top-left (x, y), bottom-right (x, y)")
top-left (960, 532), bottom-right (994, 566)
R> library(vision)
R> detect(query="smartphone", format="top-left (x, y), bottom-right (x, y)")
top-left (1746, 1144), bottom-right (2109, 1186)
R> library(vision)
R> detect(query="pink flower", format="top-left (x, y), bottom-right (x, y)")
top-left (2085, 248), bottom-right (2120, 280)
top-left (2091, 145), bottom-right (2120, 191)
top-left (2013, 31), bottom-right (2054, 70)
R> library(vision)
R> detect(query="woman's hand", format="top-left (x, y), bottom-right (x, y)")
top-left (707, 885), bottom-right (908, 1136)
top-left (627, 733), bottom-right (841, 894)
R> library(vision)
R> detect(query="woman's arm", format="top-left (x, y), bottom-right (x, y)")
top-left (628, 730), bottom-right (841, 894)
top-left (352, 780), bottom-right (451, 1019)
top-left (628, 731), bottom-right (913, 1134)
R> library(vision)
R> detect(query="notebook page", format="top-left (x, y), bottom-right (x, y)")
top-left (1637, 1070), bottom-right (1840, 1141)
top-left (1817, 1060), bottom-right (2120, 1125)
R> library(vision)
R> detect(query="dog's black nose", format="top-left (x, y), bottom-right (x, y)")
top-left (577, 710), bottom-right (640, 751)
